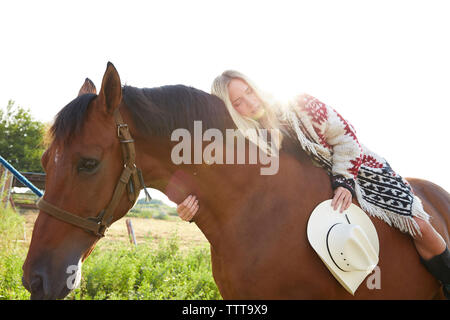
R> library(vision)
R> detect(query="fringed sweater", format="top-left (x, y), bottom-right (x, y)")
top-left (280, 93), bottom-right (429, 237)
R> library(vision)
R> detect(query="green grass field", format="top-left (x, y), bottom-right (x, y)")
top-left (0, 207), bottom-right (221, 300)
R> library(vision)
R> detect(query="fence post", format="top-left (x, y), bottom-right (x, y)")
top-left (0, 166), bottom-right (14, 209)
top-left (0, 166), bottom-right (6, 200)
top-left (126, 218), bottom-right (137, 246)
top-left (5, 171), bottom-right (13, 209)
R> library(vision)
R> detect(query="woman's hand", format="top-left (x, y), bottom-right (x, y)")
top-left (331, 187), bottom-right (352, 213)
top-left (177, 195), bottom-right (199, 222)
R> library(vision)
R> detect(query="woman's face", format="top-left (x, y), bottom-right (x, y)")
top-left (228, 78), bottom-right (265, 120)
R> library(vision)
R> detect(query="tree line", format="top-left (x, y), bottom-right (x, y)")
top-left (0, 101), bottom-right (46, 172)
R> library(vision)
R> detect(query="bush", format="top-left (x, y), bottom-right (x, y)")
top-left (128, 199), bottom-right (177, 220)
top-left (128, 208), bottom-right (153, 219)
top-left (67, 235), bottom-right (221, 300)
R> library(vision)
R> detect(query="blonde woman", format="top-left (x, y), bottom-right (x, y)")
top-left (177, 70), bottom-right (449, 298)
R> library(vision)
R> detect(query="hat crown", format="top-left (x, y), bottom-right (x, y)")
top-left (327, 223), bottom-right (378, 272)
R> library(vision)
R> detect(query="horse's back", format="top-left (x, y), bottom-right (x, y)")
top-left (212, 145), bottom-right (449, 299)
top-left (348, 177), bottom-right (449, 299)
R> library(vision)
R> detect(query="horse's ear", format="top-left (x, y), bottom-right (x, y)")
top-left (78, 78), bottom-right (97, 96)
top-left (98, 62), bottom-right (122, 114)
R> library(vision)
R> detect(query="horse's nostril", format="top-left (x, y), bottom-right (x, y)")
top-left (30, 275), bottom-right (43, 293)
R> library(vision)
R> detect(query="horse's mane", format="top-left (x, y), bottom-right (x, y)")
top-left (122, 85), bottom-right (236, 137)
top-left (49, 85), bottom-right (236, 144)
top-left (49, 93), bottom-right (97, 144)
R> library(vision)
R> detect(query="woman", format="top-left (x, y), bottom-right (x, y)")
top-left (177, 70), bottom-right (449, 298)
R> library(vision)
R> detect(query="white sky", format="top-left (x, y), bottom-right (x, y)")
top-left (1, 0), bottom-right (449, 206)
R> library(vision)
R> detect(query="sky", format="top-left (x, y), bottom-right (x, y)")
top-left (1, 0), bottom-right (449, 206)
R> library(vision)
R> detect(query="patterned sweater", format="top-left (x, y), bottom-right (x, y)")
top-left (279, 93), bottom-right (429, 237)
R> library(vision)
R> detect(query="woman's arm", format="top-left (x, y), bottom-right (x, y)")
top-left (297, 94), bottom-right (363, 212)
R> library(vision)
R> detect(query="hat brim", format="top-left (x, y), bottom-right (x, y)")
top-left (307, 199), bottom-right (379, 295)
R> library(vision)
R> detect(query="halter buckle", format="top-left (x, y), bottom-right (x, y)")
top-left (120, 139), bottom-right (135, 143)
top-left (86, 210), bottom-right (109, 237)
top-left (117, 123), bottom-right (128, 138)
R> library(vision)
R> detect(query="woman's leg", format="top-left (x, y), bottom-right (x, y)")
top-left (412, 216), bottom-right (446, 260)
top-left (412, 216), bottom-right (449, 299)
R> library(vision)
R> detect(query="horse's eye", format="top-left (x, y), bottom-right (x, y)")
top-left (78, 158), bottom-right (99, 173)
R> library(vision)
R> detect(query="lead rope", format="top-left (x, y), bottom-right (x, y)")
top-left (137, 168), bottom-right (152, 202)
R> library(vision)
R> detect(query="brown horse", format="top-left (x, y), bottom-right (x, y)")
top-left (22, 63), bottom-right (449, 299)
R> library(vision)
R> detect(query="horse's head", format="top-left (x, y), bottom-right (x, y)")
top-left (22, 63), bottom-right (136, 299)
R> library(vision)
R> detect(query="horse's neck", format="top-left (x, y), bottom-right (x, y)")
top-left (191, 149), bottom-right (328, 256)
top-left (166, 156), bottom-right (265, 253)
top-left (192, 137), bottom-right (331, 254)
top-left (134, 134), bottom-right (269, 251)
top-left (132, 119), bottom-right (328, 255)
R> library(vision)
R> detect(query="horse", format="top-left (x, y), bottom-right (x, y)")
top-left (22, 62), bottom-right (450, 299)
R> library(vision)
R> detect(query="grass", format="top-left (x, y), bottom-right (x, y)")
top-left (0, 208), bottom-right (29, 299)
top-left (67, 234), bottom-right (220, 300)
top-left (0, 207), bottom-right (221, 300)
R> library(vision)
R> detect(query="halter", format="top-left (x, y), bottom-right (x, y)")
top-left (36, 108), bottom-right (151, 238)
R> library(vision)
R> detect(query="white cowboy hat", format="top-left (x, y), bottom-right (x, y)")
top-left (307, 199), bottom-right (379, 295)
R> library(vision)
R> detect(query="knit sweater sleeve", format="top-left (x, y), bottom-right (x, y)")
top-left (297, 94), bottom-right (363, 196)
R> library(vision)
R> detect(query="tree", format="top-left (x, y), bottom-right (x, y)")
top-left (0, 100), bottom-right (46, 172)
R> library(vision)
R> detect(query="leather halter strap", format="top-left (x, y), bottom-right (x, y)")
top-left (36, 108), bottom-right (150, 237)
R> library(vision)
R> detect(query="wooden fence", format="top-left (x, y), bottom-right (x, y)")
top-left (0, 164), bottom-right (45, 211)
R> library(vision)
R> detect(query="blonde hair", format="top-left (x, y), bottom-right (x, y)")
top-left (211, 70), bottom-right (283, 155)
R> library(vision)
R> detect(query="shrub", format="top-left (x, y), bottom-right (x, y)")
top-left (66, 235), bottom-right (221, 300)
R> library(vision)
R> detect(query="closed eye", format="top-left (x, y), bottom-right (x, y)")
top-left (77, 158), bottom-right (100, 173)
